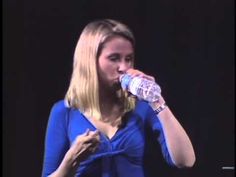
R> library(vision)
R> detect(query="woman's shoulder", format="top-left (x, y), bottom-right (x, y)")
top-left (47, 99), bottom-right (75, 126)
top-left (49, 99), bottom-right (73, 116)
top-left (53, 99), bottom-right (69, 109)
top-left (51, 99), bottom-right (69, 109)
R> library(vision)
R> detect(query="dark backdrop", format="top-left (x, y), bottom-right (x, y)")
top-left (3, 0), bottom-right (234, 177)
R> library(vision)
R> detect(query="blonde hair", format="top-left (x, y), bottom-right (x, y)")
top-left (65, 19), bottom-right (136, 119)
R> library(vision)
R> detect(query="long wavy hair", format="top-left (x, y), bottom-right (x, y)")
top-left (65, 19), bottom-right (136, 120)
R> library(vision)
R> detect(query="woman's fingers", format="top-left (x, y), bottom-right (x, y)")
top-left (81, 130), bottom-right (100, 148)
top-left (69, 130), bottom-right (101, 162)
top-left (73, 130), bottom-right (100, 149)
top-left (126, 69), bottom-right (156, 82)
top-left (143, 75), bottom-right (155, 82)
top-left (84, 130), bottom-right (100, 143)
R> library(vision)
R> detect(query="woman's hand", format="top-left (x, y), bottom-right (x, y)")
top-left (65, 129), bottom-right (100, 166)
top-left (48, 130), bottom-right (100, 177)
top-left (125, 68), bottom-right (156, 82)
top-left (123, 69), bottom-right (159, 99)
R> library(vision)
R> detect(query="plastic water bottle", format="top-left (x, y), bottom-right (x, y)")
top-left (120, 74), bottom-right (162, 102)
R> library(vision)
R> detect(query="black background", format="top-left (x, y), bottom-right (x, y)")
top-left (3, 0), bottom-right (234, 177)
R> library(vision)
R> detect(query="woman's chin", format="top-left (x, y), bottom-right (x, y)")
top-left (112, 82), bottom-right (122, 90)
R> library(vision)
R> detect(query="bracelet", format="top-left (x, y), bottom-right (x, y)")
top-left (154, 103), bottom-right (168, 115)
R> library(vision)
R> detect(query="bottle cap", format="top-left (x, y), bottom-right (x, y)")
top-left (120, 74), bottom-right (131, 90)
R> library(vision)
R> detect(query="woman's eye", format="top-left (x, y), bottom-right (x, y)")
top-left (108, 54), bottom-right (120, 61)
top-left (125, 56), bottom-right (134, 62)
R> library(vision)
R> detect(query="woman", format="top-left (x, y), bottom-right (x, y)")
top-left (42, 19), bottom-right (195, 177)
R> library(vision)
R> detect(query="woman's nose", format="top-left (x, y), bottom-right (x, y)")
top-left (117, 62), bottom-right (129, 74)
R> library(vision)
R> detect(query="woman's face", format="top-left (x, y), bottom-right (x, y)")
top-left (97, 36), bottom-right (134, 90)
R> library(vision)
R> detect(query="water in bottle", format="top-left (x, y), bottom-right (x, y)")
top-left (120, 74), bottom-right (161, 102)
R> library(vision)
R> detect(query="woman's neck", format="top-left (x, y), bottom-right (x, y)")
top-left (99, 88), bottom-right (123, 123)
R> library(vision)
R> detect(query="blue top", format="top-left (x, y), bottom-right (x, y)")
top-left (42, 100), bottom-right (175, 177)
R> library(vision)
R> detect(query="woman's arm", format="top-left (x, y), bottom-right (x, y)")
top-left (42, 101), bottom-right (100, 177)
top-left (48, 130), bottom-right (100, 177)
top-left (123, 68), bottom-right (195, 167)
top-left (150, 96), bottom-right (196, 168)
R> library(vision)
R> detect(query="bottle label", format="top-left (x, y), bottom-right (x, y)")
top-left (129, 77), bottom-right (142, 95)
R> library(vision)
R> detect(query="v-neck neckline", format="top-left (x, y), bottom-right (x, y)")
top-left (79, 112), bottom-right (121, 142)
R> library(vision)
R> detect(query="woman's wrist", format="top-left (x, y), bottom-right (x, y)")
top-left (54, 151), bottom-right (80, 177)
top-left (149, 96), bottom-right (168, 114)
top-left (154, 102), bottom-right (168, 115)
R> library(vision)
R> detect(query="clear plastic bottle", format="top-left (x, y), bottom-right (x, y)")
top-left (120, 74), bottom-right (162, 102)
